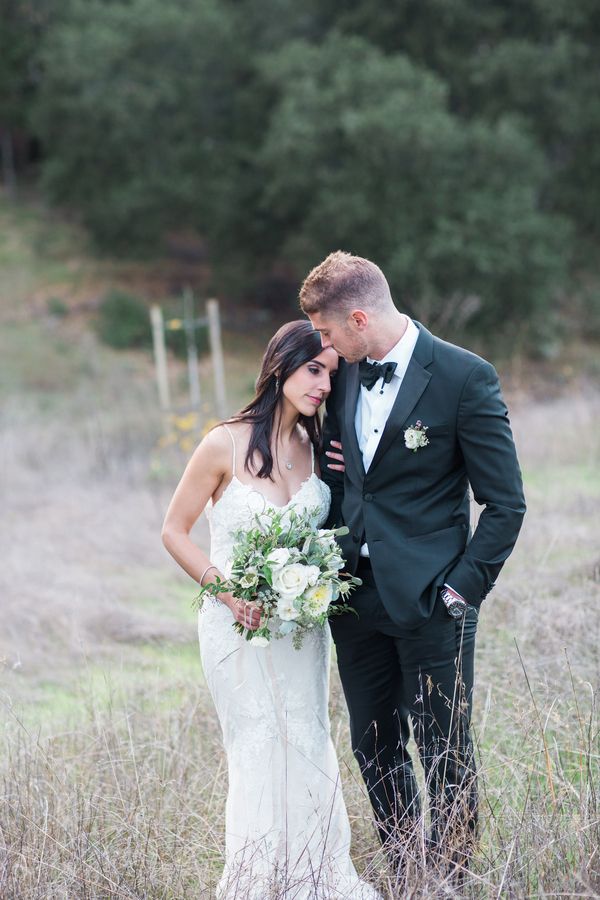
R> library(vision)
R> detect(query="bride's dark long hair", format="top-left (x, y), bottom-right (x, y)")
top-left (225, 320), bottom-right (325, 480)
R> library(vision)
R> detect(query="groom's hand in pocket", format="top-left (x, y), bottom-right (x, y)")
top-left (325, 440), bottom-right (345, 472)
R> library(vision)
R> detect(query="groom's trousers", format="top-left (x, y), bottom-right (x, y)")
top-left (330, 558), bottom-right (478, 865)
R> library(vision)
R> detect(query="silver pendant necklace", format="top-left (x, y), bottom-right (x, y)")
top-left (279, 433), bottom-right (296, 470)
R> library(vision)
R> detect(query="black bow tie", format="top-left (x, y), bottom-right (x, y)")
top-left (358, 360), bottom-right (398, 391)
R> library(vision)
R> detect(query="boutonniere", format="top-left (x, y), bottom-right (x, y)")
top-left (404, 420), bottom-right (429, 452)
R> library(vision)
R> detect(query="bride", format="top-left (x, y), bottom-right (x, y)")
top-left (162, 321), bottom-right (380, 899)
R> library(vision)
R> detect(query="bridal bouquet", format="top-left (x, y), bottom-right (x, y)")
top-left (194, 507), bottom-right (360, 648)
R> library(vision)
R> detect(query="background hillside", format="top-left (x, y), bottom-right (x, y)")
top-left (1, 191), bottom-right (599, 897)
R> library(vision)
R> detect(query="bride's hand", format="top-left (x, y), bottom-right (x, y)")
top-left (325, 439), bottom-right (345, 472)
top-left (223, 594), bottom-right (262, 631)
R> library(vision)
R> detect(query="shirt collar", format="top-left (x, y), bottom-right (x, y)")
top-left (366, 316), bottom-right (419, 379)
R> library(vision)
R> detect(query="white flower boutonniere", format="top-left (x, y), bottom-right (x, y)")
top-left (404, 420), bottom-right (429, 452)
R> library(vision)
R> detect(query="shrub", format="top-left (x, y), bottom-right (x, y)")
top-left (47, 296), bottom-right (69, 318)
top-left (95, 290), bottom-right (151, 350)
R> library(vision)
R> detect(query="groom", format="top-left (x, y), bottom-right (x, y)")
top-left (300, 251), bottom-right (526, 875)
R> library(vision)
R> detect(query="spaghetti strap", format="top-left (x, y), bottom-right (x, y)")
top-left (310, 441), bottom-right (315, 474)
top-left (222, 423), bottom-right (237, 476)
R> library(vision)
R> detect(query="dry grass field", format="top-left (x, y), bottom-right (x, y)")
top-left (1, 199), bottom-right (599, 898)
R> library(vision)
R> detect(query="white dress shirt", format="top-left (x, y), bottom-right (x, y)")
top-left (355, 316), bottom-right (419, 556)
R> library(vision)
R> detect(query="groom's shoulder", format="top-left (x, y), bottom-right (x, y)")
top-left (428, 329), bottom-right (495, 378)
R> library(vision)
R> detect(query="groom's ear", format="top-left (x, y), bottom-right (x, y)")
top-left (349, 310), bottom-right (368, 330)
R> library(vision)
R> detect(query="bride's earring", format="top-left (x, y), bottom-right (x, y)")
top-left (275, 375), bottom-right (280, 392)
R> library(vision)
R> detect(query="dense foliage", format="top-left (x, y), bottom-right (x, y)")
top-left (2, 0), bottom-right (599, 343)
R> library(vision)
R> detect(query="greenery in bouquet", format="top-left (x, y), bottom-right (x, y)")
top-left (193, 507), bottom-right (360, 648)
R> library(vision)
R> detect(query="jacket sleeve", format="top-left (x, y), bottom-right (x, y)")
top-left (319, 388), bottom-right (345, 529)
top-left (445, 360), bottom-right (526, 606)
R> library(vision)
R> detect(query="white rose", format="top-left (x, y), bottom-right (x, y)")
top-left (303, 582), bottom-right (334, 616)
top-left (404, 428), bottom-right (419, 450)
top-left (404, 424), bottom-right (429, 451)
top-left (272, 563), bottom-right (311, 600)
top-left (249, 634), bottom-right (270, 647)
top-left (266, 548), bottom-right (291, 570)
top-left (317, 531), bottom-right (337, 552)
top-left (325, 552), bottom-right (344, 571)
top-left (305, 565), bottom-right (321, 586)
top-left (276, 596), bottom-right (301, 621)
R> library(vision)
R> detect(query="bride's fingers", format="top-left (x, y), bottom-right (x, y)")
top-left (325, 451), bottom-right (345, 472)
top-left (243, 608), bottom-right (260, 627)
top-left (326, 439), bottom-right (345, 472)
top-left (236, 600), bottom-right (261, 630)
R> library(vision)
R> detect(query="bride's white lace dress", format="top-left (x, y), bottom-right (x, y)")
top-left (198, 428), bottom-right (380, 899)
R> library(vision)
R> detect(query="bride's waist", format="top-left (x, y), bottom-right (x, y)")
top-left (198, 595), bottom-right (234, 620)
top-left (204, 547), bottom-right (232, 577)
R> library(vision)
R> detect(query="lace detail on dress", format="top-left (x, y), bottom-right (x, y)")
top-left (206, 472), bottom-right (330, 573)
top-left (198, 443), bottom-right (381, 899)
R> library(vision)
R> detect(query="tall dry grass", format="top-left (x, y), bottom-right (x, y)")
top-left (1, 360), bottom-right (599, 897)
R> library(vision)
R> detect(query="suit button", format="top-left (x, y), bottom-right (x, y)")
top-left (363, 492), bottom-right (373, 502)
top-left (352, 534), bottom-right (360, 543)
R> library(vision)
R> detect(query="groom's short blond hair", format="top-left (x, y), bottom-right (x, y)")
top-left (299, 251), bottom-right (392, 317)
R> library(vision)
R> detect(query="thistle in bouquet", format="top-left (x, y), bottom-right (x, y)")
top-left (193, 506), bottom-right (361, 648)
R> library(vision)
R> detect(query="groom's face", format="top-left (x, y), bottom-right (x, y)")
top-left (308, 311), bottom-right (368, 364)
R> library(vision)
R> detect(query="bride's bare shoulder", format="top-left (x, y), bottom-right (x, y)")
top-left (204, 420), bottom-right (252, 455)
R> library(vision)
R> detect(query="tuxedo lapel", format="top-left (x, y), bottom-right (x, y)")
top-left (343, 363), bottom-right (365, 477)
top-left (368, 323), bottom-right (433, 471)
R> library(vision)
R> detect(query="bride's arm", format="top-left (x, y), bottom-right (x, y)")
top-left (161, 426), bottom-right (229, 585)
top-left (161, 427), bottom-right (260, 630)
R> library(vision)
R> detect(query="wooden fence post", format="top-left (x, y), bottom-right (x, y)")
top-left (207, 298), bottom-right (227, 419)
top-left (150, 304), bottom-right (171, 412)
top-left (183, 287), bottom-right (201, 411)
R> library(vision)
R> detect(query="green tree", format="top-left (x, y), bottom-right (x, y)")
top-left (30, 0), bottom-right (590, 342)
top-left (0, 0), bottom-right (48, 193)
top-left (34, 0), bottom-right (241, 250)
top-left (307, 0), bottom-right (600, 245)
top-left (255, 33), bottom-right (570, 339)
top-left (465, 8), bottom-right (600, 249)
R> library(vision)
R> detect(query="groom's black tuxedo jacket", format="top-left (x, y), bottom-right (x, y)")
top-left (321, 322), bottom-right (526, 628)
